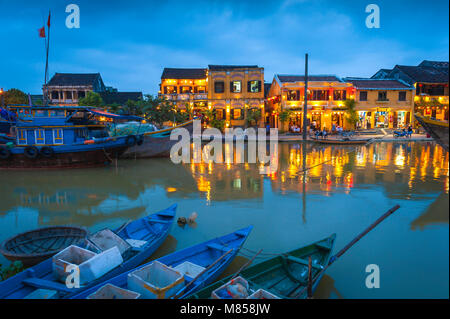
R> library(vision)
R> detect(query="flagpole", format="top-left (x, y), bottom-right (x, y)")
top-left (44, 10), bottom-right (50, 106)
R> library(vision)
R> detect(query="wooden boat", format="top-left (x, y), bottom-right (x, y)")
top-left (121, 119), bottom-right (195, 158)
top-left (0, 204), bottom-right (177, 299)
top-left (312, 137), bottom-right (371, 145)
top-left (414, 113), bottom-right (449, 152)
top-left (0, 226), bottom-right (88, 267)
top-left (188, 234), bottom-right (336, 299)
top-left (0, 105), bottom-right (144, 169)
top-left (69, 226), bottom-right (253, 299)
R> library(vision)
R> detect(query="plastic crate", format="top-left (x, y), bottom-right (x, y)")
top-left (87, 284), bottom-right (141, 299)
top-left (172, 261), bottom-right (205, 281)
top-left (247, 289), bottom-right (280, 299)
top-left (211, 276), bottom-right (249, 299)
top-left (53, 245), bottom-right (123, 285)
top-left (127, 261), bottom-right (185, 299)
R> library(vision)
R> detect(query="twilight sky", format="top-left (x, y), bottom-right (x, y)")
top-left (0, 0), bottom-right (448, 94)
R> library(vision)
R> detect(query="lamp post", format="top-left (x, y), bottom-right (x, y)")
top-left (302, 54), bottom-right (309, 140)
top-left (0, 88), bottom-right (4, 107)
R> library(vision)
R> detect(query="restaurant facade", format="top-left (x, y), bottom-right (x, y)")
top-left (267, 75), bottom-right (354, 131)
top-left (344, 78), bottom-right (415, 129)
top-left (159, 65), bottom-right (265, 128)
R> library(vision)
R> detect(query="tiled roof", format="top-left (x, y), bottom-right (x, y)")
top-left (47, 73), bottom-right (101, 86)
top-left (99, 92), bottom-right (143, 105)
top-left (395, 65), bottom-right (448, 83)
top-left (161, 68), bottom-right (207, 79)
top-left (345, 78), bottom-right (413, 89)
top-left (208, 65), bottom-right (260, 71)
top-left (418, 60), bottom-right (449, 69)
top-left (277, 75), bottom-right (342, 83)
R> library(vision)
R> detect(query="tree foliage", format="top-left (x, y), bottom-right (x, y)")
top-left (245, 108), bottom-right (262, 127)
top-left (0, 261), bottom-right (24, 282)
top-left (2, 88), bottom-right (28, 106)
top-left (78, 91), bottom-right (104, 108)
top-left (279, 110), bottom-right (292, 123)
top-left (344, 98), bottom-right (358, 129)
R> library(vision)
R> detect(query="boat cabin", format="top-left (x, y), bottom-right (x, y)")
top-left (4, 105), bottom-right (141, 147)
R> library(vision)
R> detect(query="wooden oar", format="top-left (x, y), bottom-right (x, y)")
top-left (172, 248), bottom-right (233, 299)
top-left (230, 249), bottom-right (263, 280)
top-left (307, 256), bottom-right (312, 299)
top-left (290, 204), bottom-right (400, 298)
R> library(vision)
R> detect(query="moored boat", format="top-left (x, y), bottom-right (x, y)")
top-left (0, 105), bottom-right (144, 169)
top-left (187, 234), bottom-right (336, 299)
top-left (121, 118), bottom-right (195, 158)
top-left (69, 226), bottom-right (253, 299)
top-left (414, 113), bottom-right (449, 152)
top-left (0, 226), bottom-right (88, 267)
top-left (312, 138), bottom-right (371, 145)
top-left (0, 204), bottom-right (177, 299)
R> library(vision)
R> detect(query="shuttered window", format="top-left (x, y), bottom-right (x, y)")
top-left (17, 129), bottom-right (27, 145)
top-left (52, 129), bottom-right (64, 144)
top-left (34, 129), bottom-right (45, 145)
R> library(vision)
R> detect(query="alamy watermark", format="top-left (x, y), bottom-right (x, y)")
top-left (65, 4), bottom-right (80, 29)
top-left (365, 4), bottom-right (380, 29)
top-left (365, 264), bottom-right (380, 288)
top-left (169, 120), bottom-right (279, 175)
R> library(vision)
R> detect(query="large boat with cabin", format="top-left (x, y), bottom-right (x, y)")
top-left (0, 105), bottom-right (143, 169)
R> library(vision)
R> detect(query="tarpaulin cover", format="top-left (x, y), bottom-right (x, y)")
top-left (0, 107), bottom-right (17, 122)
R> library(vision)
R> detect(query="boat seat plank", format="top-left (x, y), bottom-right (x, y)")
top-left (285, 256), bottom-right (323, 270)
top-left (206, 243), bottom-right (228, 252)
top-left (315, 242), bottom-right (332, 251)
top-left (156, 211), bottom-right (175, 218)
top-left (147, 218), bottom-right (172, 224)
top-left (235, 230), bottom-right (248, 237)
top-left (22, 278), bottom-right (76, 293)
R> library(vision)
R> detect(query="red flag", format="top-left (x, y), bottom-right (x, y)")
top-left (47, 11), bottom-right (51, 28)
top-left (39, 26), bottom-right (46, 38)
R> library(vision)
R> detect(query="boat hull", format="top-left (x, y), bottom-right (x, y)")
top-left (0, 146), bottom-right (127, 170)
top-left (69, 226), bottom-right (253, 299)
top-left (0, 205), bottom-right (177, 299)
top-left (313, 138), bottom-right (371, 145)
top-left (415, 113), bottom-right (449, 152)
top-left (188, 234), bottom-right (336, 299)
top-left (122, 120), bottom-right (194, 158)
top-left (0, 226), bottom-right (88, 267)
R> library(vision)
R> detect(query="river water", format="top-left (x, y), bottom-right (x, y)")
top-left (0, 141), bottom-right (448, 298)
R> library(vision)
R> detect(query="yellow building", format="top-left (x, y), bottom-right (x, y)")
top-left (372, 60), bottom-right (449, 122)
top-left (159, 68), bottom-right (208, 116)
top-left (207, 65), bottom-right (265, 128)
top-left (267, 75), bottom-right (353, 131)
top-left (345, 78), bottom-right (415, 129)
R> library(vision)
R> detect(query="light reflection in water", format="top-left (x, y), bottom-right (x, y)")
top-left (0, 141), bottom-right (448, 298)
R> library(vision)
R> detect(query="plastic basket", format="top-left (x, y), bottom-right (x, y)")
top-left (211, 276), bottom-right (249, 299)
top-left (87, 284), bottom-right (141, 299)
top-left (127, 261), bottom-right (185, 299)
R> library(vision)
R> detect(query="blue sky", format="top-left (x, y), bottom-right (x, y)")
top-left (0, 0), bottom-right (448, 94)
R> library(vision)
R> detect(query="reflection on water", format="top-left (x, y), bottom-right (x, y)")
top-left (0, 142), bottom-right (448, 298)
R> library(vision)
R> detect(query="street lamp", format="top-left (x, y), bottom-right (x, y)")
top-left (0, 88), bottom-right (4, 107)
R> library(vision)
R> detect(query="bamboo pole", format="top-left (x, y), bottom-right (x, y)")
top-left (290, 204), bottom-right (400, 298)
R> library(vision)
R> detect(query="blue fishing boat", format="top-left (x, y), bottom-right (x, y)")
top-left (0, 204), bottom-right (177, 299)
top-left (70, 226), bottom-right (253, 299)
top-left (0, 105), bottom-right (144, 169)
